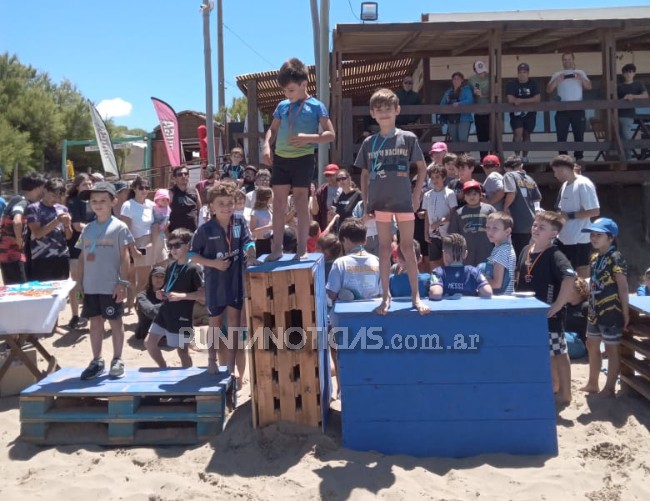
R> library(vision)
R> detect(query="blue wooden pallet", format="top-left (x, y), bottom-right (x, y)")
top-left (19, 367), bottom-right (232, 445)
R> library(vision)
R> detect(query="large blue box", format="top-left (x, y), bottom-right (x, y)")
top-left (331, 296), bottom-right (558, 457)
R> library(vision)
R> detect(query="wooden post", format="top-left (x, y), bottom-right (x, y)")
top-left (247, 78), bottom-right (260, 166)
top-left (341, 99), bottom-right (353, 166)
top-left (601, 28), bottom-right (625, 164)
top-left (488, 29), bottom-right (503, 155)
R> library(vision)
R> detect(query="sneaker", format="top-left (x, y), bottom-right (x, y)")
top-left (80, 358), bottom-right (105, 380)
top-left (77, 316), bottom-right (89, 329)
top-left (68, 315), bottom-right (80, 330)
top-left (109, 358), bottom-right (125, 379)
top-left (522, 156), bottom-right (530, 164)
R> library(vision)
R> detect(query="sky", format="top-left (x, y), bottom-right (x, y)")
top-left (1, 0), bottom-right (646, 132)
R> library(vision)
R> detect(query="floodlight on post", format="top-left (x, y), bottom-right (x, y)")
top-left (360, 2), bottom-right (378, 22)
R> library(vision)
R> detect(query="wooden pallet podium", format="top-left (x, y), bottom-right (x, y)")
top-left (621, 296), bottom-right (650, 400)
top-left (20, 367), bottom-right (232, 445)
top-left (245, 253), bottom-right (330, 430)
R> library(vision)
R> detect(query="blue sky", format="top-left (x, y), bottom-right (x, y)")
top-left (1, 0), bottom-right (645, 131)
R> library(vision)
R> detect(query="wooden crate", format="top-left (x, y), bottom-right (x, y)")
top-left (244, 253), bottom-right (330, 430)
top-left (19, 367), bottom-right (232, 445)
top-left (621, 296), bottom-right (650, 401)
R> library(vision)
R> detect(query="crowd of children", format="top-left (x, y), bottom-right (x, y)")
top-left (1, 57), bottom-right (644, 407)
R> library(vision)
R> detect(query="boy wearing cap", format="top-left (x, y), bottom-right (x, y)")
top-left (469, 60), bottom-right (490, 159)
top-left (429, 142), bottom-right (448, 166)
top-left (506, 63), bottom-right (540, 163)
top-left (76, 182), bottom-right (134, 380)
top-left (448, 180), bottom-right (496, 266)
top-left (311, 163), bottom-right (342, 231)
top-left (580, 218), bottom-right (629, 397)
top-left (481, 155), bottom-right (505, 211)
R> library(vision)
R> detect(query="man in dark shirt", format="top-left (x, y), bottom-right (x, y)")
top-left (395, 75), bottom-right (422, 126)
top-left (617, 63), bottom-right (649, 160)
top-left (506, 63), bottom-right (541, 163)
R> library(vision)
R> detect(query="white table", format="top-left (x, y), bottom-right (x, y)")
top-left (0, 280), bottom-right (74, 383)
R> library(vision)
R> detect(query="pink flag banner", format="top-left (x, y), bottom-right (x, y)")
top-left (151, 97), bottom-right (182, 168)
top-left (87, 101), bottom-right (120, 178)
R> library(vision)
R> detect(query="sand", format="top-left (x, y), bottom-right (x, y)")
top-left (1, 306), bottom-right (650, 501)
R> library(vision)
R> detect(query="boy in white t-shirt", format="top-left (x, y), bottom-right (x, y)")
top-left (326, 218), bottom-right (380, 301)
top-left (421, 164), bottom-right (457, 271)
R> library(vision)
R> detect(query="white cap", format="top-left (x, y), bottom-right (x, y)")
top-left (474, 60), bottom-right (487, 74)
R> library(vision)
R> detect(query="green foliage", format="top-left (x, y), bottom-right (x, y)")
top-left (0, 53), bottom-right (148, 180)
top-left (216, 96), bottom-right (248, 123)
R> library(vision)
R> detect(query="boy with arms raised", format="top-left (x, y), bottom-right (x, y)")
top-left (76, 182), bottom-right (133, 380)
top-left (354, 88), bottom-right (430, 315)
top-left (484, 212), bottom-right (517, 295)
top-left (515, 211), bottom-right (576, 406)
top-left (190, 183), bottom-right (257, 376)
top-left (429, 233), bottom-right (492, 300)
top-left (263, 57), bottom-right (335, 260)
top-left (580, 218), bottom-right (629, 397)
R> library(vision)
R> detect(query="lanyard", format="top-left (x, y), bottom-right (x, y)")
top-left (222, 216), bottom-right (234, 255)
top-left (165, 261), bottom-right (189, 292)
top-left (524, 245), bottom-right (548, 282)
top-left (288, 96), bottom-right (309, 135)
top-left (89, 217), bottom-right (112, 254)
top-left (591, 246), bottom-right (615, 284)
top-left (371, 128), bottom-right (396, 172)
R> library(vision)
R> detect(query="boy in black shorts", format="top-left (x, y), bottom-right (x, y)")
top-left (76, 182), bottom-right (134, 380)
top-left (262, 57), bottom-right (335, 260)
top-left (190, 183), bottom-right (258, 376)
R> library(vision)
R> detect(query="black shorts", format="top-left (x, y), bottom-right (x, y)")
top-left (413, 216), bottom-right (429, 260)
top-left (557, 241), bottom-right (591, 269)
top-left (428, 234), bottom-right (444, 261)
top-left (31, 256), bottom-right (70, 282)
top-left (510, 112), bottom-right (537, 133)
top-left (271, 154), bottom-right (315, 188)
top-left (0, 261), bottom-right (27, 285)
top-left (82, 293), bottom-right (124, 320)
top-left (208, 299), bottom-right (243, 318)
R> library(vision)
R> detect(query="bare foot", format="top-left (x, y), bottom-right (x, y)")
top-left (374, 297), bottom-right (391, 315)
top-left (554, 395), bottom-right (571, 408)
top-left (207, 360), bottom-right (218, 375)
top-left (580, 384), bottom-right (599, 393)
top-left (413, 298), bottom-right (431, 315)
top-left (292, 252), bottom-right (309, 260)
top-left (265, 250), bottom-right (284, 262)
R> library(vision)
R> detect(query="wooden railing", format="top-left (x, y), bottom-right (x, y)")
top-left (340, 98), bottom-right (650, 165)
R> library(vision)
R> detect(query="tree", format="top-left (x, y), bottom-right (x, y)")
top-left (216, 96), bottom-right (248, 123)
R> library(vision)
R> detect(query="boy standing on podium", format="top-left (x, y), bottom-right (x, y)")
top-left (355, 88), bottom-right (430, 315)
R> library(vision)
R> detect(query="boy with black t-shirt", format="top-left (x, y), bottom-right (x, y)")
top-left (579, 218), bottom-right (629, 397)
top-left (190, 183), bottom-right (258, 376)
top-left (516, 211), bottom-right (576, 406)
top-left (145, 228), bottom-right (204, 369)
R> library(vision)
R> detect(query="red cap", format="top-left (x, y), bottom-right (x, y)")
top-left (482, 155), bottom-right (500, 167)
top-left (429, 142), bottom-right (448, 153)
top-left (462, 180), bottom-right (483, 192)
top-left (324, 164), bottom-right (339, 175)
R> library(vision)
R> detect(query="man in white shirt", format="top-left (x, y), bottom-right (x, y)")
top-left (550, 155), bottom-right (600, 278)
top-left (546, 53), bottom-right (592, 161)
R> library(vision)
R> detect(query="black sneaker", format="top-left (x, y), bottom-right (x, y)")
top-left (80, 358), bottom-right (105, 380)
top-left (109, 358), bottom-right (125, 379)
top-left (68, 315), bottom-right (80, 329)
top-left (77, 317), bottom-right (89, 329)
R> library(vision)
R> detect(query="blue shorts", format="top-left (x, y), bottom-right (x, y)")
top-left (586, 323), bottom-right (623, 345)
top-left (208, 299), bottom-right (243, 318)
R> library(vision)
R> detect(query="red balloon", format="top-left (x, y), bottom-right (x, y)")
top-left (198, 125), bottom-right (208, 161)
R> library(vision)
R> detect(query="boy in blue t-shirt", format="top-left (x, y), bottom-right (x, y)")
top-left (429, 234), bottom-right (492, 300)
top-left (263, 57), bottom-right (335, 261)
top-left (483, 212), bottom-right (517, 295)
top-left (190, 183), bottom-right (258, 376)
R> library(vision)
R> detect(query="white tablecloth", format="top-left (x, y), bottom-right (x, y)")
top-left (0, 280), bottom-right (75, 335)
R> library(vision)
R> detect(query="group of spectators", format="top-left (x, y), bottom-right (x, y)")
top-left (395, 53), bottom-right (648, 162)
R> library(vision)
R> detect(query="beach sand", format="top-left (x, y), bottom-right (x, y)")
top-left (1, 306), bottom-right (649, 501)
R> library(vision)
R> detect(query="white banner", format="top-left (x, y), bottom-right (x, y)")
top-left (88, 101), bottom-right (120, 177)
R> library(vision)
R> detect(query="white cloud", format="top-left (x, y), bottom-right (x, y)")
top-left (96, 98), bottom-right (133, 120)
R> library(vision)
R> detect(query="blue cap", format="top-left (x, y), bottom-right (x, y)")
top-left (581, 217), bottom-right (618, 237)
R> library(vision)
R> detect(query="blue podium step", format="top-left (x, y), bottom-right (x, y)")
top-left (19, 367), bottom-right (232, 445)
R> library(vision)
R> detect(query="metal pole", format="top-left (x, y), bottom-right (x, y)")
top-left (61, 139), bottom-right (68, 181)
top-left (310, 0), bottom-right (320, 87)
top-left (317, 0), bottom-right (330, 184)
top-left (202, 0), bottom-right (216, 169)
top-left (217, 0), bottom-right (225, 112)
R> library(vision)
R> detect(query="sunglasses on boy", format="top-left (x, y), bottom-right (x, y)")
top-left (168, 241), bottom-right (187, 250)
top-left (175, 171), bottom-right (189, 177)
